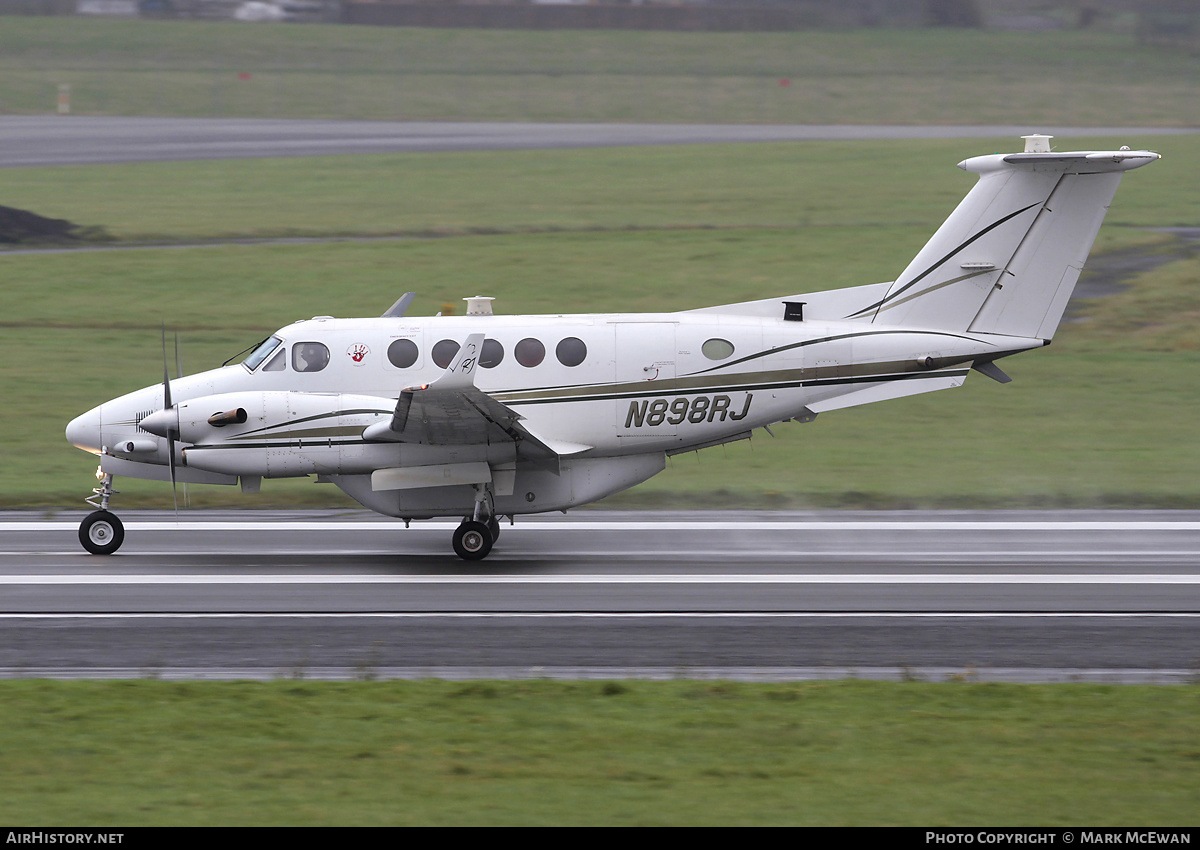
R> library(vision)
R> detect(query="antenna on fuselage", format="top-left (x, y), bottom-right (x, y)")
top-left (464, 296), bottom-right (495, 316)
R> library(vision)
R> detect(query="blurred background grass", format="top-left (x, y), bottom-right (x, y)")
top-left (1, 17), bottom-right (1199, 124)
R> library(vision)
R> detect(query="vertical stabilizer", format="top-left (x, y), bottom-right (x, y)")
top-left (845, 139), bottom-right (1159, 339)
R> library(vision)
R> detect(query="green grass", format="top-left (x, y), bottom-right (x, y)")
top-left (0, 679), bottom-right (1197, 825)
top-left (0, 141), bottom-right (1026, 242)
top-left (3, 18), bottom-right (1200, 124)
top-left (5, 135), bottom-right (1199, 509)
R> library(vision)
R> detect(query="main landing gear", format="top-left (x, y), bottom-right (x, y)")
top-left (452, 484), bottom-right (502, 561)
top-left (79, 470), bottom-right (125, 555)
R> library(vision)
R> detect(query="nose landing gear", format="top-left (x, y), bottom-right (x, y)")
top-left (80, 469), bottom-right (124, 555)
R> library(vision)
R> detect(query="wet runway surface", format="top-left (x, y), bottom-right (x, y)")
top-left (2, 510), bottom-right (1198, 682)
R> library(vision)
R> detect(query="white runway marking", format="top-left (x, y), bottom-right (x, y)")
top-left (0, 611), bottom-right (1197, 619)
top-left (7, 520), bottom-right (1200, 532)
top-left (2, 573), bottom-right (1199, 585)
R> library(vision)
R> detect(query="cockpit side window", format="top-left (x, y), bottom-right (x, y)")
top-left (262, 349), bottom-right (286, 372)
top-left (292, 342), bottom-right (330, 373)
top-left (243, 335), bottom-right (282, 372)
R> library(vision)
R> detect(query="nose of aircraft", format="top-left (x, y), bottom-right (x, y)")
top-left (65, 407), bottom-right (103, 455)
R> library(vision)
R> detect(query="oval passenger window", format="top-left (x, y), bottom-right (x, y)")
top-left (480, 338), bottom-right (504, 368)
top-left (431, 339), bottom-right (460, 369)
top-left (292, 342), bottom-right (330, 373)
top-left (701, 338), bottom-right (735, 361)
top-left (556, 337), bottom-right (587, 367)
top-left (388, 338), bottom-right (419, 369)
top-left (515, 338), bottom-right (545, 368)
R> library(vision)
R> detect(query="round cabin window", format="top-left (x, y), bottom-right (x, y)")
top-left (292, 342), bottom-right (330, 372)
top-left (701, 338), bottom-right (735, 361)
top-left (515, 338), bottom-right (545, 368)
top-left (556, 337), bottom-right (587, 367)
top-left (431, 339), bottom-right (460, 369)
top-left (387, 338), bottom-right (419, 369)
top-left (480, 338), bottom-right (504, 368)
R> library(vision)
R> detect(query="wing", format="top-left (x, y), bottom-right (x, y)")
top-left (361, 333), bottom-right (590, 464)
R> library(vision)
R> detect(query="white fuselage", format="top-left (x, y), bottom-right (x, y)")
top-left (67, 308), bottom-right (1035, 519)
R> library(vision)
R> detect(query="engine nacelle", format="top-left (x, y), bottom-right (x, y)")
top-left (175, 391), bottom-right (394, 478)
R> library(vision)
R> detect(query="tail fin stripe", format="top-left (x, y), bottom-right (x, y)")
top-left (868, 269), bottom-right (993, 317)
top-left (844, 200), bottom-right (1043, 320)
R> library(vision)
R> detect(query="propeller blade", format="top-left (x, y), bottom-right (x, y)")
top-left (161, 324), bottom-right (178, 517)
top-left (161, 324), bottom-right (173, 410)
top-left (174, 332), bottom-right (189, 509)
top-left (167, 433), bottom-right (178, 516)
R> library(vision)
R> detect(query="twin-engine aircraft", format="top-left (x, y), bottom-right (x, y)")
top-left (65, 136), bottom-right (1159, 559)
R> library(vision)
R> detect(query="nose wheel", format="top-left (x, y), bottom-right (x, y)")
top-left (80, 509), bottom-right (124, 555)
top-left (79, 469), bottom-right (125, 555)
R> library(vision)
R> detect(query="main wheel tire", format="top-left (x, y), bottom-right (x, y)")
top-left (453, 520), bottom-right (493, 561)
top-left (488, 516), bottom-right (501, 543)
top-left (79, 510), bottom-right (124, 555)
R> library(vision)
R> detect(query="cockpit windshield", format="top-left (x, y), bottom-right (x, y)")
top-left (242, 335), bottom-right (283, 372)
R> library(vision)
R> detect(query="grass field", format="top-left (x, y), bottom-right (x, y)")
top-left (3, 17), bottom-right (1200, 125)
top-left (4, 134), bottom-right (1198, 509)
top-left (1, 679), bottom-right (1196, 826)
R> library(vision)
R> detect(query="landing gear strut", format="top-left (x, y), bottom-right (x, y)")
top-left (452, 483), bottom-right (499, 560)
top-left (80, 470), bottom-right (124, 555)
